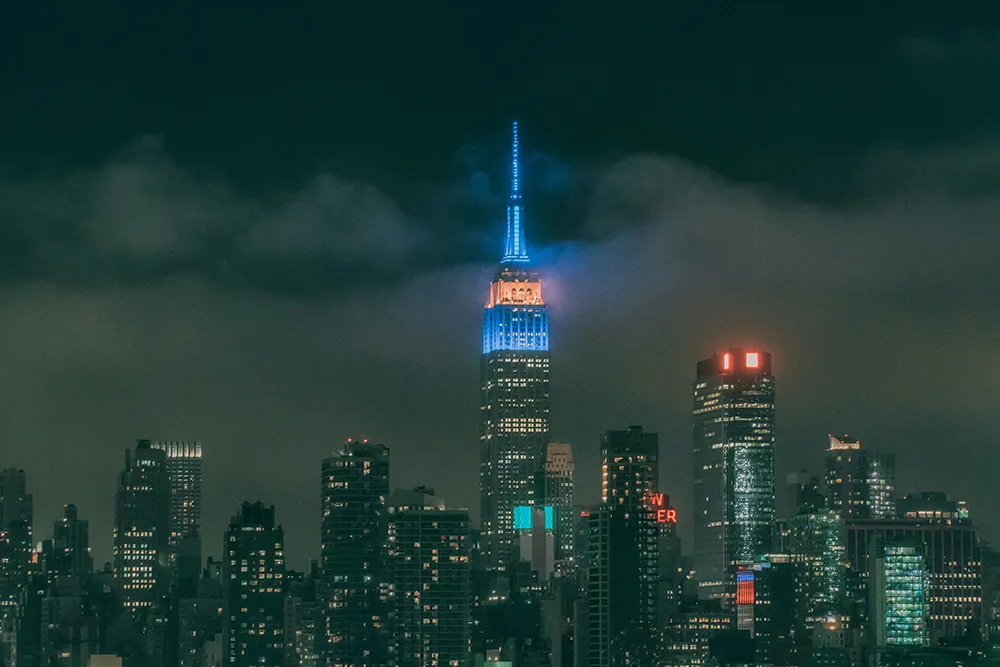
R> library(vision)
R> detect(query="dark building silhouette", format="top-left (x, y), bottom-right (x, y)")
top-left (224, 502), bottom-right (285, 667)
top-left (584, 426), bottom-right (665, 667)
top-left (320, 440), bottom-right (390, 667)
top-left (0, 468), bottom-right (32, 661)
top-left (114, 441), bottom-right (170, 615)
top-left (387, 487), bottom-right (472, 667)
top-left (53, 504), bottom-right (92, 578)
top-left (480, 122), bottom-right (551, 571)
top-left (693, 350), bottom-right (776, 603)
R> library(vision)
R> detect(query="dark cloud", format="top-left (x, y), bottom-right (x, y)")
top-left (3, 140), bottom-right (999, 566)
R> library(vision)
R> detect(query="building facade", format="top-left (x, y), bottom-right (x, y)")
top-left (480, 121), bottom-right (551, 571)
top-left (148, 440), bottom-right (203, 564)
top-left (825, 435), bottom-right (896, 520)
top-left (692, 349), bottom-right (776, 603)
top-left (53, 504), bottom-right (92, 578)
top-left (543, 443), bottom-right (574, 564)
top-left (585, 427), bottom-right (664, 667)
top-left (846, 518), bottom-right (981, 643)
top-left (387, 488), bottom-right (471, 667)
top-left (223, 502), bottom-right (285, 667)
top-left (869, 537), bottom-right (930, 652)
top-left (320, 440), bottom-right (390, 667)
top-left (113, 441), bottom-right (170, 614)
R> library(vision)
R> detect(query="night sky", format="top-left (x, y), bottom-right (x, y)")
top-left (3, 4), bottom-right (1000, 567)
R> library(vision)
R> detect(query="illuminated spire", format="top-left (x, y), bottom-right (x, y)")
top-left (502, 120), bottom-right (529, 263)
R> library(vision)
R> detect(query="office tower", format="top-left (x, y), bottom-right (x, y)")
top-left (787, 511), bottom-right (845, 630)
top-left (53, 504), bottom-right (92, 577)
top-left (148, 440), bottom-right (203, 563)
top-left (480, 121), bottom-right (551, 571)
top-left (543, 443), bottom-right (574, 564)
top-left (735, 555), bottom-right (796, 665)
top-left (825, 435), bottom-right (896, 520)
top-left (866, 453), bottom-right (895, 520)
top-left (0, 469), bottom-right (32, 534)
top-left (0, 468), bottom-right (31, 604)
top-left (387, 487), bottom-right (472, 667)
top-left (845, 507), bottom-right (981, 643)
top-left (585, 426), bottom-right (663, 667)
top-left (825, 435), bottom-right (868, 519)
top-left (114, 440), bottom-right (170, 614)
top-left (320, 440), bottom-right (390, 667)
top-left (869, 537), bottom-right (930, 654)
top-left (693, 349), bottom-right (776, 602)
top-left (223, 502), bottom-right (286, 667)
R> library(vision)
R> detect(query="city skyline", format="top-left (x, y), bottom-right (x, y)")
top-left (2, 5), bottom-right (1000, 574)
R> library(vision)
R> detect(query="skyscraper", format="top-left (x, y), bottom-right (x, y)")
top-left (543, 442), bottom-right (574, 563)
top-left (114, 440), bottom-right (170, 614)
top-left (787, 511), bottom-right (845, 630)
top-left (148, 440), bottom-right (203, 560)
top-left (825, 435), bottom-right (896, 520)
top-left (869, 537), bottom-right (930, 654)
top-left (223, 501), bottom-right (285, 667)
top-left (320, 440), bottom-right (390, 667)
top-left (0, 470), bottom-right (31, 667)
top-left (387, 487), bottom-right (472, 667)
top-left (585, 426), bottom-right (664, 667)
top-left (53, 504), bottom-right (92, 577)
top-left (480, 121), bottom-right (551, 571)
top-left (0, 469), bottom-right (32, 535)
top-left (693, 349), bottom-right (776, 603)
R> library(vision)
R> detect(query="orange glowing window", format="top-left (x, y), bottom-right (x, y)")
top-left (745, 353), bottom-right (759, 368)
top-left (722, 353), bottom-right (731, 370)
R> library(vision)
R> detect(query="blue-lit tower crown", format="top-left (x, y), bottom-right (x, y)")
top-left (479, 121), bottom-right (552, 570)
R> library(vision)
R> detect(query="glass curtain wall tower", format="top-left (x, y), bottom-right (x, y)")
top-left (692, 349), bottom-right (776, 603)
top-left (480, 121), bottom-right (551, 570)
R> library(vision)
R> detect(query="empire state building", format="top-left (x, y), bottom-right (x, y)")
top-left (480, 121), bottom-right (551, 570)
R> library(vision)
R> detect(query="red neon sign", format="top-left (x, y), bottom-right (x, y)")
top-left (646, 493), bottom-right (677, 523)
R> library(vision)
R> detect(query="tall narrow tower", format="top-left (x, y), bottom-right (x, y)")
top-left (480, 121), bottom-right (551, 570)
top-left (693, 349), bottom-right (776, 604)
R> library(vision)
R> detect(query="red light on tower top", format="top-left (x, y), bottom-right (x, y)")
top-left (745, 352), bottom-right (760, 368)
top-left (722, 353), bottom-right (731, 370)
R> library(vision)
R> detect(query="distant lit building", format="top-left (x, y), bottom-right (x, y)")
top-left (320, 440), bottom-right (390, 667)
top-left (896, 491), bottom-right (968, 521)
top-left (543, 443), bottom-right (575, 564)
top-left (693, 349), bottom-right (776, 603)
top-left (387, 487), bottom-right (472, 667)
top-left (825, 435), bottom-right (895, 520)
top-left (148, 440), bottom-right (203, 564)
top-left (869, 537), bottom-right (930, 654)
top-left (788, 511), bottom-right (845, 629)
top-left (113, 440), bottom-right (170, 614)
top-left (480, 121), bottom-right (551, 571)
top-left (846, 513), bottom-right (981, 642)
top-left (223, 501), bottom-right (285, 667)
top-left (0, 468), bottom-right (32, 626)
